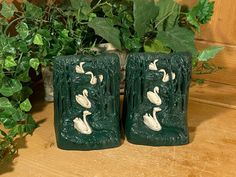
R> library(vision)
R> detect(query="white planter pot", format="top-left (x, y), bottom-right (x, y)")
top-left (41, 66), bottom-right (54, 102)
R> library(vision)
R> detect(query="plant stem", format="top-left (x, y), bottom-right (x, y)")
top-left (4, 17), bottom-right (24, 35)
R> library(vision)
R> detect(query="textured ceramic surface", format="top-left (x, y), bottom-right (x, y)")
top-left (124, 52), bottom-right (192, 146)
top-left (54, 54), bottom-right (121, 150)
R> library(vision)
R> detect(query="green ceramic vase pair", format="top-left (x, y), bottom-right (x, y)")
top-left (54, 53), bottom-right (192, 150)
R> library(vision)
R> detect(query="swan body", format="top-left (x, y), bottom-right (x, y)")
top-left (85, 71), bottom-right (97, 85)
top-left (149, 59), bottom-right (158, 71)
top-left (147, 86), bottom-right (162, 106)
top-left (76, 62), bottom-right (85, 74)
top-left (73, 111), bottom-right (92, 134)
top-left (143, 107), bottom-right (162, 131)
top-left (76, 89), bottom-right (91, 109)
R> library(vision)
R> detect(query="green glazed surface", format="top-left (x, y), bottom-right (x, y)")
top-left (54, 54), bottom-right (121, 150)
top-left (124, 52), bottom-right (192, 146)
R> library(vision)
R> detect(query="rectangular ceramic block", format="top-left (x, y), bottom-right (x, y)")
top-left (124, 53), bottom-right (192, 146)
top-left (54, 54), bottom-right (121, 150)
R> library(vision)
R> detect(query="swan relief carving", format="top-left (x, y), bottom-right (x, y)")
top-left (147, 86), bottom-right (162, 106)
top-left (76, 89), bottom-right (91, 109)
top-left (75, 62), bottom-right (85, 74)
top-left (99, 75), bottom-right (103, 82)
top-left (149, 59), bottom-right (158, 71)
top-left (85, 71), bottom-right (97, 85)
top-left (159, 69), bottom-right (176, 82)
top-left (143, 107), bottom-right (162, 131)
top-left (73, 111), bottom-right (92, 134)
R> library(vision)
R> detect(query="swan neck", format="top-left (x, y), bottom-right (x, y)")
top-left (154, 87), bottom-right (159, 94)
top-left (83, 114), bottom-right (90, 128)
top-left (152, 109), bottom-right (158, 121)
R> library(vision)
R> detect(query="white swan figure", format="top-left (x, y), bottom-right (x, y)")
top-left (75, 62), bottom-right (85, 74)
top-left (99, 75), bottom-right (103, 82)
top-left (171, 72), bottom-right (176, 80)
top-left (147, 86), bottom-right (162, 106)
top-left (73, 111), bottom-right (92, 134)
top-left (159, 69), bottom-right (170, 82)
top-left (76, 89), bottom-right (91, 109)
top-left (85, 71), bottom-right (97, 85)
top-left (149, 59), bottom-right (158, 71)
top-left (143, 107), bottom-right (162, 131)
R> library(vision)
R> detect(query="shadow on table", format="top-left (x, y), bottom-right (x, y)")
top-left (0, 137), bottom-right (27, 175)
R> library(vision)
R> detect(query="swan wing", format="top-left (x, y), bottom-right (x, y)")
top-left (149, 64), bottom-right (157, 71)
top-left (143, 114), bottom-right (162, 131)
top-left (75, 95), bottom-right (91, 109)
top-left (147, 92), bottom-right (161, 106)
top-left (74, 118), bottom-right (88, 132)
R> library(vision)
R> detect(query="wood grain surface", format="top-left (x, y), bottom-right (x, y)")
top-left (0, 96), bottom-right (236, 177)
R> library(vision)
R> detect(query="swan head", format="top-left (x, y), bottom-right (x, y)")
top-left (154, 86), bottom-right (160, 93)
top-left (83, 89), bottom-right (89, 96)
top-left (83, 110), bottom-right (92, 116)
top-left (153, 107), bottom-right (162, 112)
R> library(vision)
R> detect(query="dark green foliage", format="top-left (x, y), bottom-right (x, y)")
top-left (187, 0), bottom-right (215, 29)
top-left (124, 53), bottom-right (192, 146)
top-left (54, 54), bottom-right (121, 150)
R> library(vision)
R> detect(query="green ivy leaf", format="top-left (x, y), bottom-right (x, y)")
top-left (157, 27), bottom-right (196, 54)
top-left (0, 1), bottom-right (17, 19)
top-left (25, 1), bottom-right (43, 19)
top-left (17, 70), bottom-right (31, 83)
top-left (144, 39), bottom-right (171, 53)
top-left (70, 0), bottom-right (91, 11)
top-left (11, 86), bottom-right (33, 102)
top-left (70, 0), bottom-right (91, 19)
top-left (16, 22), bottom-right (29, 39)
top-left (156, 0), bottom-right (181, 30)
top-left (133, 0), bottom-right (158, 36)
top-left (4, 56), bottom-right (17, 68)
top-left (187, 0), bottom-right (215, 28)
top-left (186, 12), bottom-right (200, 31)
top-left (0, 77), bottom-right (22, 97)
top-left (196, 0), bottom-right (214, 24)
top-left (18, 42), bottom-right (29, 53)
top-left (20, 99), bottom-right (32, 112)
top-left (88, 17), bottom-right (121, 50)
top-left (198, 46), bottom-right (224, 61)
top-left (60, 29), bottom-right (69, 38)
top-left (0, 97), bottom-right (12, 109)
top-left (33, 34), bottom-right (44, 46)
top-left (29, 58), bottom-right (39, 71)
top-left (0, 117), bottom-right (16, 129)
